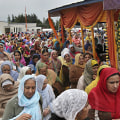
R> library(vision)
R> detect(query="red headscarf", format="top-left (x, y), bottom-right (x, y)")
top-left (88, 67), bottom-right (120, 119)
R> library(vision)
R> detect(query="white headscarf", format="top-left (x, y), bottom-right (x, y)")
top-left (36, 75), bottom-right (46, 92)
top-left (49, 89), bottom-right (88, 120)
top-left (61, 48), bottom-right (70, 58)
top-left (62, 51), bottom-right (70, 58)
top-left (18, 66), bottom-right (31, 81)
top-left (36, 75), bottom-right (55, 120)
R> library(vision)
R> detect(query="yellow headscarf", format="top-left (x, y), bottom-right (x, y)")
top-left (85, 65), bottom-right (110, 94)
top-left (74, 53), bottom-right (85, 68)
top-left (91, 59), bottom-right (98, 66)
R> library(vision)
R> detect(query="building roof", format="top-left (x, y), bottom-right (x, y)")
top-left (48, 0), bottom-right (103, 17)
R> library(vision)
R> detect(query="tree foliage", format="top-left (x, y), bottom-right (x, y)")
top-left (8, 14), bottom-right (60, 29)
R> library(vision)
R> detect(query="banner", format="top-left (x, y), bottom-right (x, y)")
top-left (103, 0), bottom-right (120, 10)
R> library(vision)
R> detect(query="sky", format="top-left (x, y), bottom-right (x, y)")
top-left (0, 0), bottom-right (84, 22)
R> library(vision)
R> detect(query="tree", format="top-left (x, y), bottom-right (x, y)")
top-left (8, 13), bottom-right (59, 29)
top-left (12, 14), bottom-right (15, 22)
top-left (55, 19), bottom-right (60, 30)
top-left (7, 15), bottom-right (11, 23)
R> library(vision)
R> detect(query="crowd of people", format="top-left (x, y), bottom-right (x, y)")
top-left (0, 30), bottom-right (119, 120)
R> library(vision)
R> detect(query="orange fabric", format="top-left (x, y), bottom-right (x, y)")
top-left (99, 11), bottom-right (107, 22)
top-left (106, 10), bottom-right (117, 68)
top-left (60, 2), bottom-right (103, 28)
top-left (78, 2), bottom-right (103, 27)
top-left (48, 14), bottom-right (59, 40)
top-left (61, 7), bottom-right (78, 28)
top-left (60, 17), bottom-right (65, 43)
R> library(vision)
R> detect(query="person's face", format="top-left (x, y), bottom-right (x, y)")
top-left (24, 79), bottom-right (36, 99)
top-left (87, 46), bottom-right (92, 51)
top-left (75, 36), bottom-right (78, 39)
top-left (52, 52), bottom-right (58, 60)
top-left (76, 102), bottom-right (91, 120)
top-left (78, 56), bottom-right (84, 65)
top-left (70, 47), bottom-right (75, 53)
top-left (92, 65), bottom-right (98, 75)
top-left (10, 41), bottom-right (13, 45)
top-left (14, 41), bottom-right (16, 46)
top-left (42, 52), bottom-right (49, 62)
top-left (107, 75), bottom-right (120, 93)
top-left (14, 52), bottom-right (20, 61)
top-left (3, 84), bottom-right (14, 92)
top-left (39, 67), bottom-right (47, 76)
top-left (84, 54), bottom-right (91, 63)
top-left (2, 65), bottom-right (10, 74)
top-left (42, 78), bottom-right (48, 90)
top-left (66, 43), bottom-right (69, 48)
top-left (0, 45), bottom-right (4, 52)
top-left (33, 58), bottom-right (39, 64)
top-left (64, 54), bottom-right (70, 62)
top-left (26, 69), bottom-right (32, 75)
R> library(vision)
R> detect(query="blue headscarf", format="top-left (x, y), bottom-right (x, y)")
top-left (10, 75), bottom-right (42, 120)
top-left (54, 41), bottom-right (60, 51)
top-left (63, 40), bottom-right (70, 48)
top-left (0, 61), bottom-right (19, 81)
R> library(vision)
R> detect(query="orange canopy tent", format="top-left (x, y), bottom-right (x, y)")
top-left (48, 0), bottom-right (119, 68)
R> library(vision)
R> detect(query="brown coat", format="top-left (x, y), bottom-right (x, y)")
top-left (0, 74), bottom-right (19, 117)
top-left (69, 65), bottom-right (84, 88)
top-left (88, 109), bottom-right (112, 120)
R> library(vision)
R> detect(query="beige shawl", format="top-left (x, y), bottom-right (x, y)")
top-left (0, 74), bottom-right (19, 117)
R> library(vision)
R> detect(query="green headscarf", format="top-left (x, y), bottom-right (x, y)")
top-left (36, 61), bottom-right (47, 74)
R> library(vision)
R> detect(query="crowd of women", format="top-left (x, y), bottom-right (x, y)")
top-left (0, 31), bottom-right (120, 120)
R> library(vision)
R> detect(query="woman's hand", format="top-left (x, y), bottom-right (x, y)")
top-left (16, 113), bottom-right (32, 120)
top-left (15, 62), bottom-right (20, 67)
top-left (43, 108), bottom-right (50, 117)
top-left (93, 75), bottom-right (97, 80)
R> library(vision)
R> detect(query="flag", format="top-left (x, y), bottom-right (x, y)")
top-left (25, 6), bottom-right (27, 32)
top-left (103, 0), bottom-right (120, 10)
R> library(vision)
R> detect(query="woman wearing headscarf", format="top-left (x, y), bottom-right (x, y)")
top-left (12, 50), bottom-right (25, 72)
top-left (63, 40), bottom-right (70, 49)
top-left (0, 74), bottom-right (19, 118)
top-left (49, 89), bottom-right (91, 120)
top-left (29, 54), bottom-right (40, 73)
top-left (39, 48), bottom-right (54, 70)
top-left (36, 62), bottom-right (64, 97)
top-left (18, 66), bottom-right (32, 81)
top-left (85, 65), bottom-right (110, 94)
top-left (7, 40), bottom-right (14, 53)
top-left (68, 44), bottom-right (80, 64)
top-left (50, 50), bottom-right (61, 76)
top-left (13, 50), bottom-right (26, 66)
top-left (53, 41), bottom-right (61, 56)
top-left (69, 53), bottom-right (85, 88)
top-left (59, 49), bottom-right (73, 89)
top-left (36, 75), bottom-right (55, 120)
top-left (2, 75), bottom-right (43, 120)
top-left (0, 61), bottom-right (19, 81)
top-left (77, 59), bottom-right (99, 90)
top-left (0, 43), bottom-right (11, 61)
top-left (88, 67), bottom-right (120, 120)
top-left (84, 40), bottom-right (93, 56)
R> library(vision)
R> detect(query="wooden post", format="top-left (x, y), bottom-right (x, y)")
top-left (81, 26), bottom-right (85, 53)
top-left (91, 27), bottom-right (96, 59)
